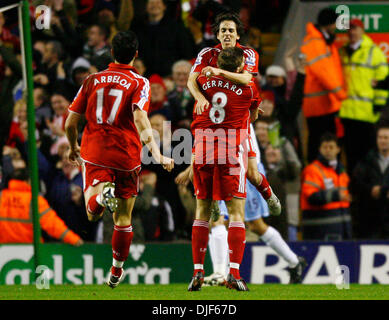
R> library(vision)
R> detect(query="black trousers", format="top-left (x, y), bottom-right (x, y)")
top-left (303, 221), bottom-right (352, 241)
top-left (341, 118), bottom-right (376, 175)
top-left (306, 112), bottom-right (337, 163)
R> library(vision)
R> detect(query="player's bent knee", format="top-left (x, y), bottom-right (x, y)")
top-left (87, 211), bottom-right (103, 222)
top-left (247, 219), bottom-right (268, 235)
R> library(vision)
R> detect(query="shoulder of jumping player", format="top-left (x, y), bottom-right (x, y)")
top-left (239, 45), bottom-right (259, 74)
top-left (191, 47), bottom-right (221, 73)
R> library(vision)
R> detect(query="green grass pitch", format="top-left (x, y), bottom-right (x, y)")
top-left (0, 284), bottom-right (388, 300)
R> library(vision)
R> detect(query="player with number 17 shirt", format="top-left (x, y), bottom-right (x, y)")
top-left (65, 31), bottom-right (173, 289)
top-left (68, 63), bottom-right (149, 173)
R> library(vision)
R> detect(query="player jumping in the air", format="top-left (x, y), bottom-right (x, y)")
top-left (182, 12), bottom-right (306, 285)
top-left (187, 11), bottom-right (281, 216)
top-left (65, 31), bottom-right (174, 289)
top-left (188, 47), bottom-right (258, 291)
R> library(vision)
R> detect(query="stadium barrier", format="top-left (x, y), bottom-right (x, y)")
top-left (1, 241), bottom-right (388, 285)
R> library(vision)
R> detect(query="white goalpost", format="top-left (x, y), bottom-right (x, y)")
top-left (1, 0), bottom-right (42, 277)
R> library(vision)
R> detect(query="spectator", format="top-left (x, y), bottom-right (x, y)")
top-left (300, 133), bottom-right (351, 241)
top-left (255, 119), bottom-right (302, 241)
top-left (300, 8), bottom-right (347, 162)
top-left (149, 74), bottom-right (171, 119)
top-left (351, 121), bottom-right (389, 239)
top-left (339, 18), bottom-right (389, 175)
top-left (33, 0), bottom-right (78, 27)
top-left (262, 144), bottom-right (289, 240)
top-left (43, 1), bottom-right (84, 59)
top-left (34, 87), bottom-right (52, 130)
top-left (56, 58), bottom-right (92, 98)
top-left (247, 26), bottom-right (261, 54)
top-left (45, 150), bottom-right (98, 242)
top-left (144, 113), bottom-right (188, 239)
top-left (134, 57), bottom-right (146, 76)
top-left (46, 92), bottom-right (70, 142)
top-left (136, 170), bottom-right (175, 241)
top-left (131, 0), bottom-right (196, 77)
top-left (0, 36), bottom-right (22, 161)
top-left (83, 24), bottom-right (111, 69)
top-left (0, 11), bottom-right (20, 80)
top-left (261, 56), bottom-right (307, 160)
top-left (5, 99), bottom-right (27, 149)
top-left (1, 146), bottom-right (26, 190)
top-left (262, 67), bottom-right (287, 118)
top-left (0, 167), bottom-right (83, 246)
top-left (34, 40), bottom-right (65, 92)
top-left (167, 60), bottom-right (195, 129)
top-left (254, 118), bottom-right (270, 155)
top-left (96, 0), bottom-right (134, 44)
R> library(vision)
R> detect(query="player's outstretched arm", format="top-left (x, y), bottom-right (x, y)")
top-left (187, 72), bottom-right (210, 115)
top-left (133, 108), bottom-right (174, 172)
top-left (202, 66), bottom-right (252, 85)
top-left (65, 112), bottom-right (82, 165)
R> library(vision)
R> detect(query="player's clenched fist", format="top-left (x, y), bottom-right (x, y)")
top-left (161, 156), bottom-right (174, 172)
top-left (201, 66), bottom-right (220, 78)
top-left (67, 146), bottom-right (82, 165)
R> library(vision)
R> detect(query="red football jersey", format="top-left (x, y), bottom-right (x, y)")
top-left (191, 43), bottom-right (259, 75)
top-left (191, 75), bottom-right (259, 132)
top-left (68, 63), bottom-right (150, 171)
top-left (191, 75), bottom-right (258, 165)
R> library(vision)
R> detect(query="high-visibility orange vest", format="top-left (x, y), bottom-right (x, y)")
top-left (300, 160), bottom-right (350, 211)
top-left (0, 180), bottom-right (81, 245)
top-left (300, 23), bottom-right (347, 118)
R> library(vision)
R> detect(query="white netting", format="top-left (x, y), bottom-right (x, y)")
top-left (0, 3), bottom-right (20, 13)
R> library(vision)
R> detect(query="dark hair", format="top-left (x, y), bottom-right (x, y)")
top-left (317, 8), bottom-right (338, 27)
top-left (217, 47), bottom-right (244, 72)
top-left (48, 40), bottom-right (64, 60)
top-left (90, 24), bottom-right (110, 40)
top-left (112, 31), bottom-right (139, 64)
top-left (212, 11), bottom-right (245, 37)
top-left (51, 88), bottom-right (73, 102)
top-left (10, 168), bottom-right (29, 182)
top-left (375, 119), bottom-right (389, 133)
top-left (319, 132), bottom-right (339, 146)
top-left (34, 86), bottom-right (49, 102)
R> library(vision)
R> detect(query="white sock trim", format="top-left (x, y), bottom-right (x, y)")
top-left (229, 221), bottom-right (245, 229)
top-left (229, 262), bottom-right (240, 269)
top-left (96, 193), bottom-right (103, 206)
top-left (113, 258), bottom-right (124, 268)
top-left (193, 220), bottom-right (209, 228)
top-left (194, 264), bottom-right (203, 270)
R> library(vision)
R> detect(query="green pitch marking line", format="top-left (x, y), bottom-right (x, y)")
top-left (0, 284), bottom-right (388, 300)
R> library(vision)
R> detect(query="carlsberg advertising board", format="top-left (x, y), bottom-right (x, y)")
top-left (1, 242), bottom-right (389, 285)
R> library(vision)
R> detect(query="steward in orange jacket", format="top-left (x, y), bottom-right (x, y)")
top-left (300, 8), bottom-right (347, 162)
top-left (300, 133), bottom-right (351, 240)
top-left (0, 173), bottom-right (82, 245)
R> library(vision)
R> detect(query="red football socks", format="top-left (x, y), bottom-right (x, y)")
top-left (191, 219), bottom-right (209, 276)
top-left (87, 194), bottom-right (104, 216)
top-left (255, 172), bottom-right (272, 200)
top-left (228, 221), bottom-right (246, 280)
top-left (112, 225), bottom-right (133, 275)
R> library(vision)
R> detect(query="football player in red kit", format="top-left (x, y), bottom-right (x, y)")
top-left (188, 12), bottom-right (281, 215)
top-left (188, 47), bottom-right (259, 292)
top-left (65, 31), bottom-right (174, 288)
